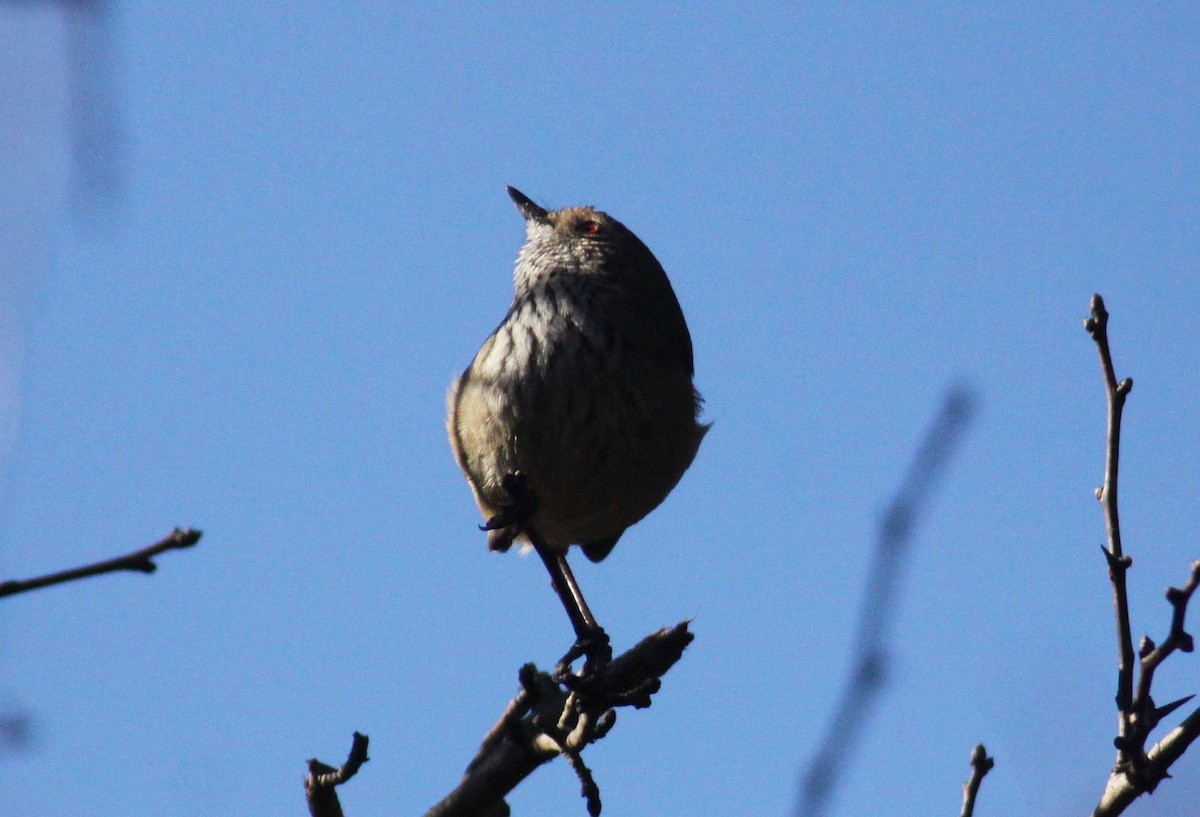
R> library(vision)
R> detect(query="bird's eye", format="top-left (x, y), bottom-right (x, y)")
top-left (577, 220), bottom-right (601, 235)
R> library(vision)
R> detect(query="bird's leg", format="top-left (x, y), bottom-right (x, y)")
top-left (486, 472), bottom-right (611, 680)
top-left (526, 536), bottom-right (611, 681)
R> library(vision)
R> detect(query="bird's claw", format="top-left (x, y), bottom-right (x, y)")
top-left (554, 627), bottom-right (612, 687)
top-left (480, 472), bottom-right (537, 551)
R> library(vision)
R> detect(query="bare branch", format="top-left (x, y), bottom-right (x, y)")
top-left (0, 711), bottom-right (33, 752)
top-left (1085, 295), bottom-right (1200, 815)
top-left (465, 663), bottom-right (544, 775)
top-left (0, 528), bottom-right (202, 600)
top-left (1133, 561), bottom-right (1200, 730)
top-left (1084, 293), bottom-right (1136, 716)
top-left (797, 385), bottom-right (978, 817)
top-left (305, 732), bottom-right (370, 817)
top-left (1093, 560), bottom-right (1200, 815)
top-left (1095, 700), bottom-right (1200, 816)
top-left (562, 747), bottom-right (602, 817)
top-left (959, 744), bottom-right (994, 817)
top-left (424, 622), bottom-right (693, 817)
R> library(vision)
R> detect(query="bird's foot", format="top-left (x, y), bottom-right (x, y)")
top-left (481, 472), bottom-right (537, 552)
top-left (554, 626), bottom-right (612, 688)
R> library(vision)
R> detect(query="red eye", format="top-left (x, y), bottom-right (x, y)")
top-left (578, 220), bottom-right (601, 235)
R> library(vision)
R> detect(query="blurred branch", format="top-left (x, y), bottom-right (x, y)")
top-left (796, 385), bottom-right (978, 817)
top-left (306, 732), bottom-right (370, 817)
top-left (424, 622), bottom-right (693, 817)
top-left (64, 0), bottom-right (124, 212)
top-left (1085, 294), bottom-right (1200, 816)
top-left (958, 744), bottom-right (993, 817)
top-left (0, 527), bottom-right (201, 599)
top-left (0, 711), bottom-right (33, 752)
top-left (2, 0), bottom-right (125, 214)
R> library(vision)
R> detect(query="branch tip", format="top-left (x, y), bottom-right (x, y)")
top-left (594, 710), bottom-right (617, 740)
top-left (970, 743), bottom-right (994, 774)
top-left (518, 663), bottom-right (541, 693)
top-left (305, 732), bottom-right (370, 817)
top-left (171, 527), bottom-right (203, 547)
top-left (1154, 695), bottom-right (1195, 722)
top-left (0, 527), bottom-right (205, 600)
top-left (960, 744), bottom-right (994, 817)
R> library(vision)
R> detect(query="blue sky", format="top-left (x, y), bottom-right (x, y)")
top-left (2, 4), bottom-right (1198, 816)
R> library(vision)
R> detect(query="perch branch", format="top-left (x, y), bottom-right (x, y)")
top-left (424, 621), bottom-right (693, 817)
top-left (0, 527), bottom-right (202, 599)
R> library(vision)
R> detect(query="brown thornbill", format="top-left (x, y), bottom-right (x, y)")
top-left (448, 187), bottom-right (707, 671)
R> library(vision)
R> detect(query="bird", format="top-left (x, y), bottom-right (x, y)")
top-left (447, 186), bottom-right (706, 669)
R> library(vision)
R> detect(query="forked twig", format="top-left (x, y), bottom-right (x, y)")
top-left (1085, 295), bottom-right (1200, 816)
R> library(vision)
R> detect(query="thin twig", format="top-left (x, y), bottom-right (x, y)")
top-left (562, 748), bottom-right (602, 817)
top-left (797, 385), bottom-right (977, 817)
top-left (0, 527), bottom-right (202, 599)
top-left (305, 732), bottom-right (370, 817)
top-left (959, 744), bottom-right (994, 817)
top-left (1133, 561), bottom-right (1200, 718)
top-left (1084, 294), bottom-right (1136, 718)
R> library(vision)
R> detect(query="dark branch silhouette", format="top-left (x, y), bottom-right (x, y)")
top-left (306, 732), bottom-right (370, 817)
top-left (1086, 294), bottom-right (1200, 816)
top-left (796, 385), bottom-right (978, 817)
top-left (959, 744), bottom-right (993, 817)
top-left (423, 622), bottom-right (693, 817)
top-left (297, 623), bottom-right (692, 817)
top-left (1085, 294), bottom-right (1137, 717)
top-left (0, 527), bottom-right (201, 599)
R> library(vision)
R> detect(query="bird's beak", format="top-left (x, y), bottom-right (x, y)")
top-left (507, 186), bottom-right (551, 224)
